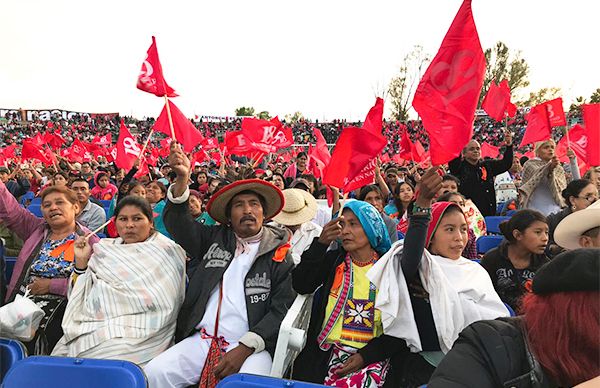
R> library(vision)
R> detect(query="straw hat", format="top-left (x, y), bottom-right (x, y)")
top-left (272, 189), bottom-right (318, 226)
top-left (206, 179), bottom-right (284, 225)
top-left (554, 200), bottom-right (600, 249)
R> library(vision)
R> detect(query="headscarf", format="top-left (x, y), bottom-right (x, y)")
top-left (397, 202), bottom-right (465, 247)
top-left (343, 200), bottom-right (391, 255)
top-left (534, 139), bottom-right (556, 156)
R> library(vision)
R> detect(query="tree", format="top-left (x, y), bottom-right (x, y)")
top-left (257, 111), bottom-right (271, 120)
top-left (388, 45), bottom-right (430, 122)
top-left (590, 88), bottom-right (600, 103)
top-left (569, 96), bottom-right (586, 116)
top-left (518, 87), bottom-right (562, 107)
top-left (235, 106), bottom-right (255, 117)
top-left (284, 111), bottom-right (304, 123)
top-left (479, 41), bottom-right (530, 106)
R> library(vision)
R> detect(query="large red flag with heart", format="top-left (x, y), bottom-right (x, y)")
top-left (482, 80), bottom-right (516, 122)
top-left (155, 100), bottom-right (205, 152)
top-left (323, 99), bottom-right (387, 191)
top-left (412, 0), bottom-right (486, 166)
top-left (137, 36), bottom-right (178, 98)
top-left (115, 120), bottom-right (142, 171)
top-left (66, 139), bottom-right (89, 163)
top-left (520, 104), bottom-right (552, 148)
top-left (583, 104), bottom-right (600, 166)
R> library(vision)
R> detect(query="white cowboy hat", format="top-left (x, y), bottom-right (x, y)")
top-left (554, 200), bottom-right (600, 249)
top-left (272, 188), bottom-right (317, 226)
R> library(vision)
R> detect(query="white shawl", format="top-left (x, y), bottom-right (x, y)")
top-left (367, 240), bottom-right (508, 354)
top-left (60, 233), bottom-right (187, 356)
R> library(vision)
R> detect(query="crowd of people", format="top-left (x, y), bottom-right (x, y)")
top-left (0, 112), bottom-right (599, 387)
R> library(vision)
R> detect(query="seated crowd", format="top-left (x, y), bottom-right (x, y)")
top-left (0, 130), bottom-right (599, 388)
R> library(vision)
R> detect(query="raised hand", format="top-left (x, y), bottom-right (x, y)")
top-left (318, 216), bottom-right (344, 246)
top-left (168, 141), bottom-right (191, 179)
top-left (74, 236), bottom-right (92, 270)
top-left (415, 167), bottom-right (443, 207)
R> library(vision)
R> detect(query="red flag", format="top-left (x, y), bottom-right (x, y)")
top-left (480, 142), bottom-right (500, 158)
top-left (92, 133), bottom-right (112, 146)
top-left (134, 161), bottom-right (150, 179)
top-left (66, 139), bottom-right (88, 163)
top-left (115, 120), bottom-right (141, 170)
top-left (520, 104), bottom-right (552, 148)
top-left (137, 36), bottom-right (178, 97)
top-left (225, 131), bottom-right (250, 155)
top-left (399, 130), bottom-right (413, 160)
top-left (203, 137), bottom-right (219, 149)
top-left (544, 98), bottom-right (566, 127)
top-left (241, 117), bottom-right (294, 152)
top-left (106, 146), bottom-right (117, 163)
top-left (380, 153), bottom-right (391, 164)
top-left (412, 0), bottom-right (486, 165)
top-left (482, 80), bottom-right (515, 122)
top-left (44, 131), bottom-right (66, 150)
top-left (336, 98), bottom-right (387, 191)
top-left (21, 139), bottom-right (52, 164)
top-left (311, 127), bottom-right (332, 166)
top-left (155, 100), bottom-right (205, 152)
top-left (583, 104), bottom-right (600, 165)
top-left (158, 138), bottom-right (173, 157)
top-left (411, 140), bottom-right (427, 163)
top-left (556, 125), bottom-right (588, 163)
top-left (1, 144), bottom-right (17, 160)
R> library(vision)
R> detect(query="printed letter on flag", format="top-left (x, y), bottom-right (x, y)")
top-left (412, 0), bottom-right (485, 165)
top-left (137, 36), bottom-right (178, 97)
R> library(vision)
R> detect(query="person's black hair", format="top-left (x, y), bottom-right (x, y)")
top-left (519, 155), bottom-right (529, 166)
top-left (53, 171), bottom-right (69, 180)
top-left (393, 181), bottom-right (415, 216)
top-left (442, 174), bottom-right (460, 185)
top-left (436, 191), bottom-right (465, 203)
top-left (296, 152), bottom-right (308, 159)
top-left (358, 184), bottom-right (383, 201)
top-left (561, 179), bottom-right (592, 207)
top-left (498, 209), bottom-right (547, 243)
top-left (146, 180), bottom-right (167, 196)
top-left (224, 189), bottom-right (267, 220)
top-left (114, 195), bottom-right (154, 224)
top-left (126, 181), bottom-right (145, 196)
top-left (70, 177), bottom-right (89, 186)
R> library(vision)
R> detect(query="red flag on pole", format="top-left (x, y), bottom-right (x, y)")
top-left (482, 80), bottom-right (515, 122)
top-left (411, 140), bottom-right (427, 163)
top-left (92, 133), bottom-right (112, 146)
top-left (412, 0), bottom-right (486, 166)
top-left (21, 139), bottom-right (52, 164)
top-left (224, 130), bottom-right (253, 156)
top-left (583, 104), bottom-right (600, 166)
top-left (137, 36), bottom-right (178, 98)
top-left (556, 124), bottom-right (588, 163)
top-left (115, 120), bottom-right (141, 170)
top-left (480, 142), bottom-right (500, 158)
top-left (520, 104), bottom-right (552, 148)
top-left (44, 131), bottom-right (66, 150)
top-left (155, 100), bottom-right (205, 152)
top-left (323, 99), bottom-right (387, 191)
top-left (308, 128), bottom-right (332, 179)
top-left (241, 117), bottom-right (294, 152)
top-left (544, 98), bottom-right (567, 127)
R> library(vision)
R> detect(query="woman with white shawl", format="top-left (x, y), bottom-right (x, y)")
top-left (367, 168), bottom-right (508, 387)
top-left (52, 196), bottom-right (187, 366)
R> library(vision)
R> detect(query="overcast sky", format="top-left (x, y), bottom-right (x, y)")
top-left (0, 0), bottom-right (597, 121)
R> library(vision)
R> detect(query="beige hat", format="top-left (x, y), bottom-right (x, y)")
top-left (206, 179), bottom-right (284, 225)
top-left (554, 200), bottom-right (600, 249)
top-left (272, 188), bottom-right (317, 226)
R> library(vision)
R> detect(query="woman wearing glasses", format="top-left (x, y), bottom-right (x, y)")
top-left (546, 179), bottom-right (598, 257)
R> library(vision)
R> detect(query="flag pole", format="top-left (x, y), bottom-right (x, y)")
top-left (139, 128), bottom-right (155, 159)
top-left (338, 191), bottom-right (349, 215)
top-left (163, 95), bottom-right (176, 141)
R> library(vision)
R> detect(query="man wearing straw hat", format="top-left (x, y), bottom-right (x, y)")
top-left (554, 200), bottom-right (600, 249)
top-left (144, 142), bottom-right (296, 388)
top-left (272, 188), bottom-right (323, 265)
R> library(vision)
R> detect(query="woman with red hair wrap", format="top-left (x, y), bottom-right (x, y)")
top-left (429, 248), bottom-right (600, 387)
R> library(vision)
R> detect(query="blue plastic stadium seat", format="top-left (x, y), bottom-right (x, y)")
top-left (0, 338), bottom-right (27, 383)
top-left (484, 216), bottom-right (510, 235)
top-left (3, 356), bottom-right (147, 388)
top-left (5, 257), bottom-right (17, 283)
top-left (217, 373), bottom-right (327, 387)
top-left (100, 200), bottom-right (112, 208)
top-left (476, 235), bottom-right (504, 254)
top-left (30, 197), bottom-right (42, 206)
top-left (19, 191), bottom-right (35, 207)
top-left (26, 204), bottom-right (43, 218)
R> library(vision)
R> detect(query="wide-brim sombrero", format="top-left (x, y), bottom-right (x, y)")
top-left (272, 188), bottom-right (317, 226)
top-left (206, 178), bottom-right (284, 225)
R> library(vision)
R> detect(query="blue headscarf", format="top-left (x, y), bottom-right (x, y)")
top-left (342, 200), bottom-right (392, 256)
